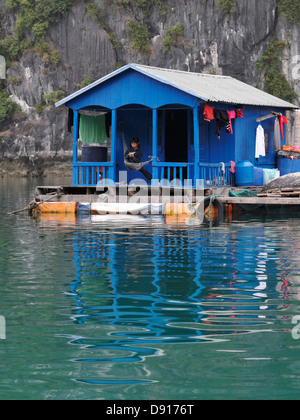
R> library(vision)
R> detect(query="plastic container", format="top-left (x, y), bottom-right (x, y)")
top-left (263, 168), bottom-right (280, 185)
top-left (235, 161), bottom-right (254, 187)
top-left (253, 167), bottom-right (264, 186)
top-left (82, 146), bottom-right (107, 185)
top-left (82, 145), bottom-right (107, 163)
top-left (277, 155), bottom-right (300, 176)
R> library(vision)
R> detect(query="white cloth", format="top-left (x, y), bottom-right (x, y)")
top-left (255, 124), bottom-right (266, 158)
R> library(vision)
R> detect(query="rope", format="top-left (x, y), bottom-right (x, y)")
top-left (185, 194), bottom-right (219, 217)
top-left (8, 193), bottom-right (64, 216)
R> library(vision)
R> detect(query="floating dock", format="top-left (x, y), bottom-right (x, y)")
top-left (30, 184), bottom-right (300, 221)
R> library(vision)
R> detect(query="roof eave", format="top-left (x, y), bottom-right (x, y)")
top-left (55, 64), bottom-right (134, 108)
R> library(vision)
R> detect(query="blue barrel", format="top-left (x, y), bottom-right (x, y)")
top-left (82, 146), bottom-right (107, 162)
top-left (277, 156), bottom-right (300, 176)
top-left (253, 167), bottom-right (264, 186)
top-left (235, 161), bottom-right (254, 187)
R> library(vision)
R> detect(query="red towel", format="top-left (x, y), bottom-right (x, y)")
top-left (203, 104), bottom-right (214, 122)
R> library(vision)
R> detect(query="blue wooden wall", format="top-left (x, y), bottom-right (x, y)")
top-left (66, 69), bottom-right (200, 110)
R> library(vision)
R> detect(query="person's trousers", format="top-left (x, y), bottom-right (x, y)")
top-left (139, 168), bottom-right (152, 181)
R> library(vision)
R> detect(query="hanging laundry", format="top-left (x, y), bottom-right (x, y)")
top-left (278, 114), bottom-right (288, 140)
top-left (236, 109), bottom-right (244, 118)
top-left (274, 117), bottom-right (281, 151)
top-left (255, 124), bottom-right (266, 158)
top-left (229, 161), bottom-right (236, 174)
top-left (214, 110), bottom-right (229, 139)
top-left (292, 110), bottom-right (300, 147)
top-left (203, 104), bottom-right (214, 122)
top-left (79, 114), bottom-right (108, 144)
top-left (227, 110), bottom-right (236, 135)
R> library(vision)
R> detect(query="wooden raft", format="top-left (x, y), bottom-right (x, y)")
top-left (257, 188), bottom-right (300, 198)
top-left (219, 188), bottom-right (300, 206)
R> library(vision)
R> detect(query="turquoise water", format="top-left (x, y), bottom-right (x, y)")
top-left (1, 177), bottom-right (300, 400)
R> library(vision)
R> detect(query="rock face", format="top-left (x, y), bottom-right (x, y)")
top-left (0, 0), bottom-right (300, 162)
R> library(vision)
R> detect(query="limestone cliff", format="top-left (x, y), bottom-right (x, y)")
top-left (0, 0), bottom-right (300, 170)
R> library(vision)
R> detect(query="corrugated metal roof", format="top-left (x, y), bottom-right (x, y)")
top-left (56, 63), bottom-right (298, 109)
top-left (133, 64), bottom-right (297, 109)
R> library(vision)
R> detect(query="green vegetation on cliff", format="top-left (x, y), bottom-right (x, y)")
top-left (257, 39), bottom-right (297, 103)
top-left (0, 83), bottom-right (20, 124)
top-left (278, 0), bottom-right (300, 24)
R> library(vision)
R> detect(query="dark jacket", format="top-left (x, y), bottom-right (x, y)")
top-left (125, 146), bottom-right (142, 163)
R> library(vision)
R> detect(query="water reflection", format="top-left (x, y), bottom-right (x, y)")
top-left (35, 213), bottom-right (300, 387)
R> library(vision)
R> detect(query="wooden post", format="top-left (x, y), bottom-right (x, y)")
top-left (110, 109), bottom-right (117, 182)
top-left (193, 106), bottom-right (200, 186)
top-left (152, 108), bottom-right (159, 183)
top-left (72, 109), bottom-right (79, 186)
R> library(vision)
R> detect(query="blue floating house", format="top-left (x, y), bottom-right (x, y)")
top-left (55, 63), bottom-right (298, 188)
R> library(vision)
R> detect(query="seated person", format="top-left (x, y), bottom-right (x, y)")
top-left (125, 137), bottom-right (152, 181)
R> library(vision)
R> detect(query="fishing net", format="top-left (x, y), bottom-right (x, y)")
top-left (229, 189), bottom-right (262, 211)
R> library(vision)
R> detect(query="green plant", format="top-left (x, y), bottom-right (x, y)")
top-left (217, 0), bottom-right (236, 14)
top-left (43, 90), bottom-right (65, 106)
top-left (78, 75), bottom-right (94, 89)
top-left (36, 42), bottom-right (61, 66)
top-left (0, 89), bottom-right (20, 123)
top-left (127, 20), bottom-right (151, 55)
top-left (7, 76), bottom-right (21, 86)
top-left (85, 1), bottom-right (101, 20)
top-left (164, 23), bottom-right (184, 52)
top-left (278, 0), bottom-right (300, 24)
top-left (1, 0), bottom-right (74, 63)
top-left (35, 102), bottom-right (46, 115)
top-left (113, 0), bottom-right (170, 16)
top-left (257, 39), bottom-right (297, 102)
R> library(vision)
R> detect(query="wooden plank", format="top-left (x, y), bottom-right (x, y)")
top-left (280, 188), bottom-right (300, 192)
top-left (219, 197), bottom-right (300, 205)
top-left (256, 114), bottom-right (275, 122)
top-left (280, 192), bottom-right (300, 197)
top-left (256, 112), bottom-right (281, 123)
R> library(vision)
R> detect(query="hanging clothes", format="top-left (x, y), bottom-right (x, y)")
top-left (255, 124), bottom-right (266, 158)
top-left (236, 109), bottom-right (244, 118)
top-left (227, 110), bottom-right (236, 135)
top-left (274, 117), bottom-right (281, 151)
top-left (79, 114), bottom-right (108, 144)
top-left (230, 161), bottom-right (236, 174)
top-left (203, 104), bottom-right (214, 122)
top-left (292, 110), bottom-right (300, 147)
top-left (278, 114), bottom-right (288, 140)
top-left (214, 110), bottom-right (229, 139)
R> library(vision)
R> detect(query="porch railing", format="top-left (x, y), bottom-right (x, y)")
top-left (72, 162), bottom-right (235, 187)
top-left (153, 162), bottom-right (194, 185)
top-left (73, 162), bottom-right (113, 187)
top-left (199, 163), bottom-right (234, 187)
